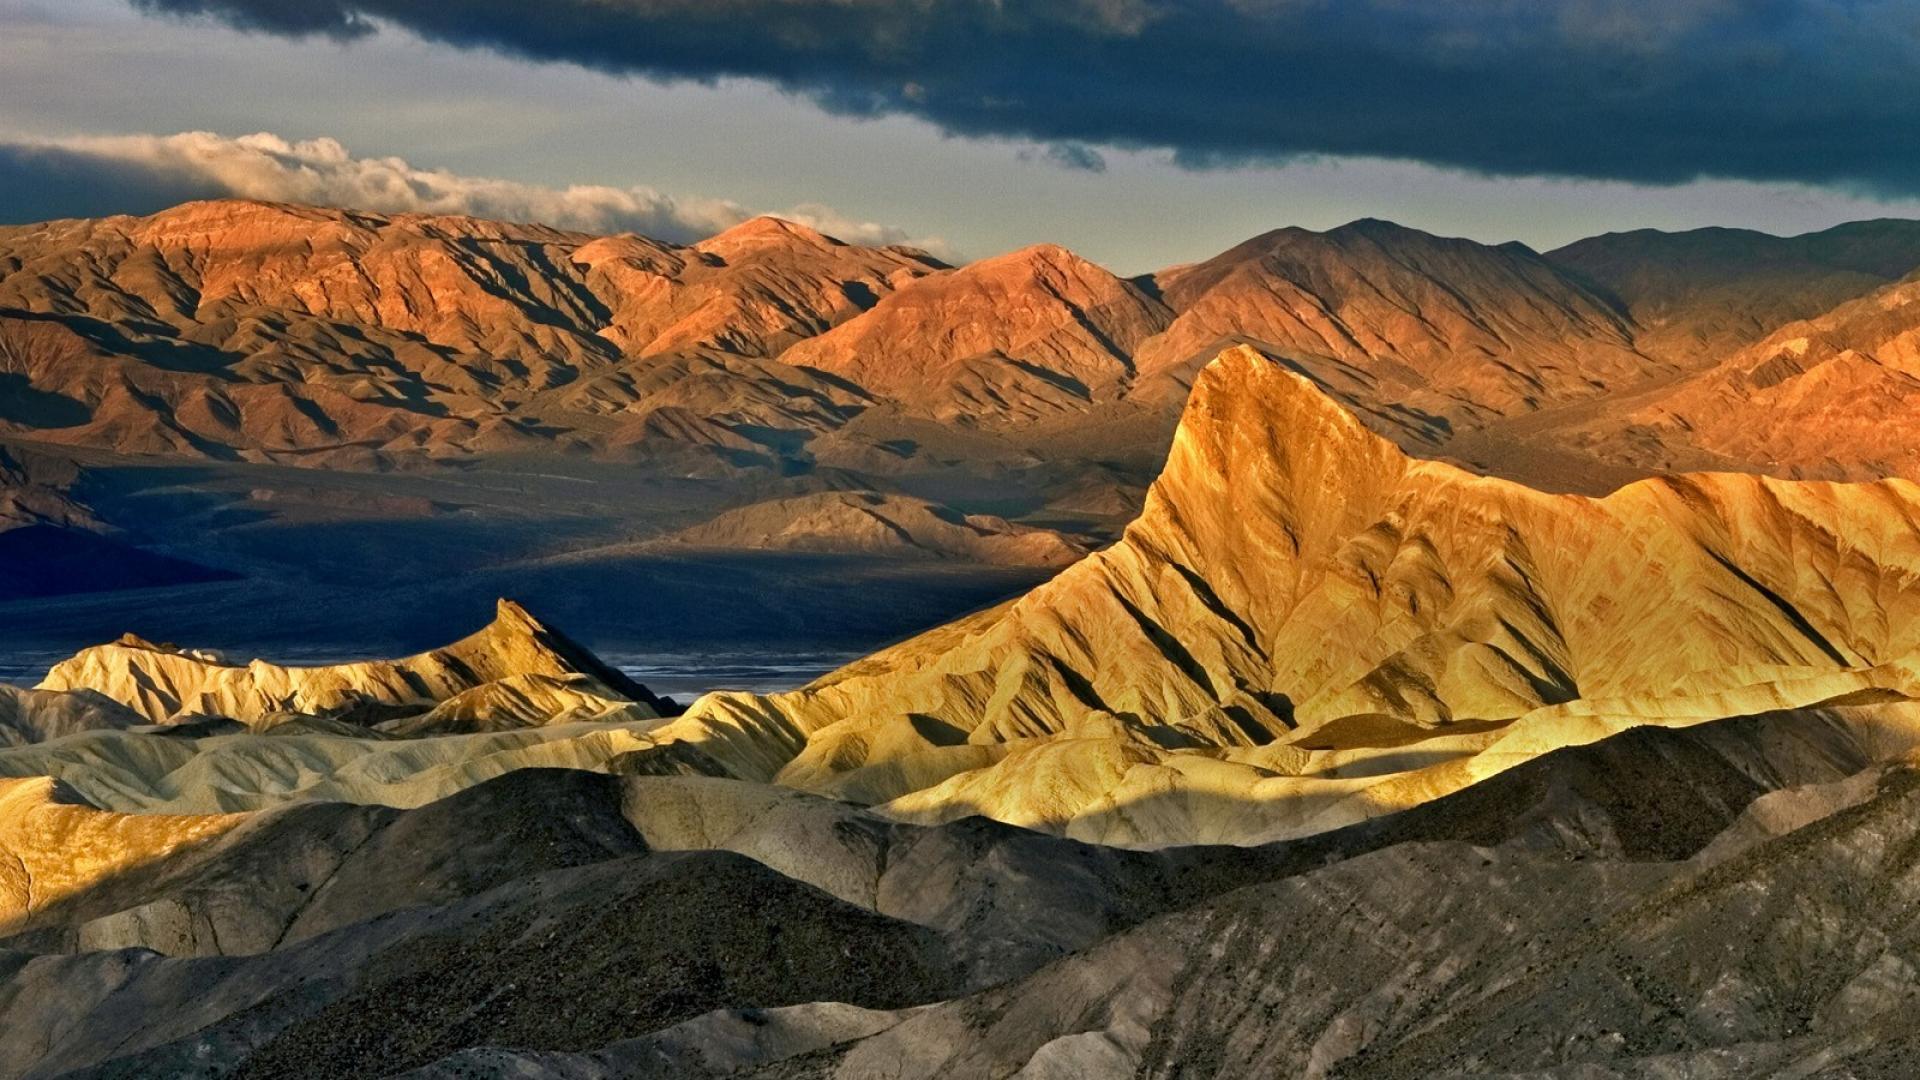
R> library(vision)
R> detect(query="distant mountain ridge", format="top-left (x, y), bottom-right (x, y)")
top-left (781, 243), bottom-right (1174, 425)
top-left (1590, 266), bottom-right (1920, 480)
top-left (1131, 218), bottom-right (1656, 439)
top-left (4, 199), bottom-right (1920, 489)
top-left (1548, 218), bottom-right (1920, 359)
top-left (0, 199), bottom-right (942, 469)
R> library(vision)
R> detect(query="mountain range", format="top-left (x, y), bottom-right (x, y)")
top-left (7, 200), bottom-right (1920, 648)
top-left (7, 340), bottom-right (1920, 1074)
top-left (7, 201), bottom-right (1920, 485)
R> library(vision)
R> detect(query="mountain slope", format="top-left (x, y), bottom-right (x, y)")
top-left (4, 701), bottom-right (1914, 1077)
top-left (811, 754), bottom-right (1920, 1079)
top-left (1595, 270), bottom-right (1920, 480)
top-left (660, 344), bottom-right (1920, 843)
top-left (693, 343), bottom-right (1920, 737)
top-left (0, 200), bottom-right (940, 466)
top-left (1131, 219), bottom-right (1659, 432)
top-left (0, 775), bottom-right (246, 934)
top-left (781, 243), bottom-right (1173, 425)
top-left (1548, 218), bottom-right (1920, 360)
top-left (0, 686), bottom-right (144, 748)
top-left (1, 699), bottom-right (1898, 1077)
top-left (575, 215), bottom-right (942, 360)
top-left (0, 846), bottom-right (959, 1079)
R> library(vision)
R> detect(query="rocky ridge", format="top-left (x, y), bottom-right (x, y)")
top-left (659, 344), bottom-right (1920, 844)
top-left (35, 598), bottom-right (671, 728)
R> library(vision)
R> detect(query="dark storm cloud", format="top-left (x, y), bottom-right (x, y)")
top-left (0, 143), bottom-right (225, 222)
top-left (125, 0), bottom-right (1920, 192)
top-left (1045, 143), bottom-right (1110, 174)
top-left (131, 0), bottom-right (376, 39)
top-left (1018, 142), bottom-right (1110, 173)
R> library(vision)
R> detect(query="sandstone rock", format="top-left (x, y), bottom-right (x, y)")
top-left (663, 344), bottom-right (1920, 844)
top-left (37, 598), bottom-right (668, 726)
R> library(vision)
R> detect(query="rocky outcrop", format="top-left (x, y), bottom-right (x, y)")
top-left (36, 598), bottom-right (669, 726)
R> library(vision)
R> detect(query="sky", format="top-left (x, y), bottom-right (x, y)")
top-left (3, 0), bottom-right (1919, 272)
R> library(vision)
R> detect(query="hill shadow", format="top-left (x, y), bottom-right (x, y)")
top-left (0, 374), bottom-right (89, 428)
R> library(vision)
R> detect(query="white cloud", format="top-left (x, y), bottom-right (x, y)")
top-left (2, 129), bottom-right (951, 255)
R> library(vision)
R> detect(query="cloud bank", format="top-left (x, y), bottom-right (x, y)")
top-left (0, 131), bottom-right (939, 250)
top-left (126, 0), bottom-right (1920, 193)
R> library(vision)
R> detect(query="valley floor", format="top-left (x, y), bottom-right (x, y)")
top-left (0, 447), bottom-right (1068, 660)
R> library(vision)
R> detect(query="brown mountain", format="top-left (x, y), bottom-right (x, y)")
top-left (0, 200), bottom-right (941, 466)
top-left (576, 215), bottom-right (940, 360)
top-left (7, 199), bottom-right (1920, 497)
top-left (1589, 269), bottom-right (1920, 480)
top-left (781, 243), bottom-right (1174, 425)
top-left (1548, 219), bottom-right (1920, 361)
top-left (1132, 219), bottom-right (1660, 435)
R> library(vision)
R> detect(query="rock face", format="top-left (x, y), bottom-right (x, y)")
top-left (35, 598), bottom-right (669, 726)
top-left (656, 491), bottom-right (1087, 567)
top-left (665, 344), bottom-right (1920, 844)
